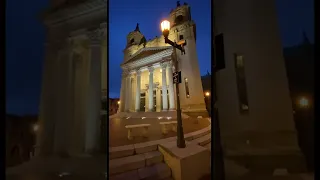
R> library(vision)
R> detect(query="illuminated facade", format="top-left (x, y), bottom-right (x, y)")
top-left (118, 4), bottom-right (206, 114)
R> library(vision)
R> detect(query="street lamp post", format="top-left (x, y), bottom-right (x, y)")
top-left (161, 20), bottom-right (186, 148)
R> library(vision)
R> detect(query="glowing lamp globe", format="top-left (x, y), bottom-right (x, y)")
top-left (161, 20), bottom-right (170, 38)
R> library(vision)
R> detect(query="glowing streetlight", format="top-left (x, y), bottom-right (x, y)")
top-left (205, 92), bottom-right (210, 97)
top-left (161, 19), bottom-right (186, 148)
top-left (33, 124), bottom-right (39, 132)
top-left (298, 97), bottom-right (309, 108)
top-left (161, 20), bottom-right (170, 33)
top-left (117, 101), bottom-right (120, 105)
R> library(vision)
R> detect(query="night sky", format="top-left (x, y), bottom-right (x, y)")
top-left (6, 0), bottom-right (314, 115)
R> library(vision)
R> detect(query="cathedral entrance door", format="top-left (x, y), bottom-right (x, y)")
top-left (160, 89), bottom-right (170, 110)
top-left (140, 92), bottom-right (146, 112)
top-left (153, 90), bottom-right (157, 112)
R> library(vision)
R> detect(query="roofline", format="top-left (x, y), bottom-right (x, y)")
top-left (121, 46), bottom-right (172, 66)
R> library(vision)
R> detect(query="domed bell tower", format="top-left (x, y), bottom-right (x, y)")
top-left (124, 23), bottom-right (146, 61)
top-left (169, 2), bottom-right (207, 113)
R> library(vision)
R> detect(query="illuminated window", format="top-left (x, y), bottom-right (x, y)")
top-left (184, 78), bottom-right (190, 98)
top-left (236, 55), bottom-right (244, 68)
top-left (234, 54), bottom-right (249, 114)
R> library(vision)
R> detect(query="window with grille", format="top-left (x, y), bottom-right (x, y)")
top-left (184, 78), bottom-right (190, 98)
top-left (234, 54), bottom-right (249, 114)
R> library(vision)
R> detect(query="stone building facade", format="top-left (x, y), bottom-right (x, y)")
top-left (214, 0), bottom-right (304, 171)
top-left (118, 4), bottom-right (206, 114)
top-left (37, 0), bottom-right (107, 156)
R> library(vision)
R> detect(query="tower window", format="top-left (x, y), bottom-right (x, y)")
top-left (215, 33), bottom-right (225, 71)
top-left (234, 54), bottom-right (249, 114)
top-left (184, 78), bottom-right (190, 98)
top-left (130, 38), bottom-right (134, 44)
top-left (175, 15), bottom-right (184, 24)
top-left (179, 35), bottom-right (184, 40)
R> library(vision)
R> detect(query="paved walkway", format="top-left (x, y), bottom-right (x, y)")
top-left (6, 156), bottom-right (107, 180)
top-left (6, 174), bottom-right (106, 180)
top-left (109, 117), bottom-right (210, 146)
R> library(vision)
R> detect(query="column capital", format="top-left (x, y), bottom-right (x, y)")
top-left (135, 69), bottom-right (142, 76)
top-left (160, 62), bottom-right (168, 69)
top-left (122, 70), bottom-right (130, 78)
top-left (167, 61), bottom-right (174, 68)
top-left (148, 66), bottom-right (154, 73)
top-left (128, 70), bottom-right (136, 76)
top-left (87, 28), bottom-right (104, 46)
top-left (100, 22), bottom-right (107, 40)
top-left (100, 22), bottom-right (107, 29)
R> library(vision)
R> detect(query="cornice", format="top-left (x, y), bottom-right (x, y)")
top-left (121, 48), bottom-right (173, 70)
top-left (127, 46), bottom-right (171, 62)
top-left (43, 0), bottom-right (107, 27)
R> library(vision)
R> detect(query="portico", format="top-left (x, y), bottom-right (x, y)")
top-left (119, 47), bottom-right (176, 113)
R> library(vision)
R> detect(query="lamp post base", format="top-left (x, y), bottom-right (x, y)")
top-left (177, 108), bottom-right (186, 148)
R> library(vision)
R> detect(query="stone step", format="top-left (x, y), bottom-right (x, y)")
top-left (109, 163), bottom-right (171, 180)
top-left (237, 173), bottom-right (313, 180)
top-left (109, 163), bottom-right (173, 180)
top-left (109, 170), bottom-right (140, 180)
top-left (204, 142), bottom-right (211, 151)
top-left (109, 151), bottom-right (163, 175)
top-left (184, 126), bottom-right (211, 141)
top-left (110, 145), bottom-right (135, 159)
top-left (138, 163), bottom-right (171, 180)
top-left (145, 151), bottom-right (163, 166)
top-left (189, 133), bottom-right (211, 146)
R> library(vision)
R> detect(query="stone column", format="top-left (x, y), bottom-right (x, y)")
top-left (37, 43), bottom-right (58, 156)
top-left (54, 46), bottom-right (72, 155)
top-left (167, 61), bottom-right (175, 110)
top-left (148, 66), bottom-right (154, 111)
top-left (135, 69), bottom-right (141, 112)
top-left (100, 23), bottom-right (108, 94)
top-left (85, 29), bottom-right (103, 153)
top-left (161, 62), bottom-right (168, 111)
top-left (125, 74), bottom-right (132, 112)
top-left (119, 71), bottom-right (127, 112)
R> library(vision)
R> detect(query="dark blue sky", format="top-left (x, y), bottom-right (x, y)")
top-left (6, 0), bottom-right (314, 115)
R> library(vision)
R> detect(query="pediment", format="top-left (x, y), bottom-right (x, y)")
top-left (121, 47), bottom-right (173, 70)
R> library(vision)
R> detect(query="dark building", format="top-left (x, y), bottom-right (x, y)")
top-left (283, 34), bottom-right (314, 171)
top-left (6, 115), bottom-right (38, 167)
top-left (201, 72), bottom-right (211, 116)
top-left (199, 35), bottom-right (314, 171)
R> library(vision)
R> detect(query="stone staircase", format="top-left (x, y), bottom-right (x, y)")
top-left (109, 119), bottom-right (212, 180)
top-left (109, 151), bottom-right (172, 180)
top-left (109, 111), bottom-right (190, 119)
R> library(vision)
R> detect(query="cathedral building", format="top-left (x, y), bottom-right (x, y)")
top-left (117, 3), bottom-right (207, 116)
top-left (37, 0), bottom-right (107, 156)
